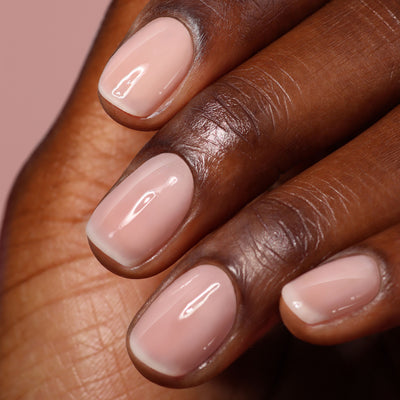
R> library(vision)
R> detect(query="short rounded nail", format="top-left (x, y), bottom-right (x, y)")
top-left (86, 153), bottom-right (194, 268)
top-left (128, 265), bottom-right (237, 377)
top-left (282, 255), bottom-right (381, 325)
top-left (99, 17), bottom-right (193, 118)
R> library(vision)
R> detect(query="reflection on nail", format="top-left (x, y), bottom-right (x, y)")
top-left (111, 65), bottom-right (147, 99)
top-left (179, 283), bottom-right (221, 319)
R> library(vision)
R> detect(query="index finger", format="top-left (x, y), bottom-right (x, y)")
top-left (99, 0), bottom-right (328, 130)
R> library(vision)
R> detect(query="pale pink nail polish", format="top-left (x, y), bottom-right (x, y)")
top-left (99, 17), bottom-right (193, 117)
top-left (86, 153), bottom-right (194, 267)
top-left (282, 255), bottom-right (381, 325)
top-left (128, 265), bottom-right (237, 377)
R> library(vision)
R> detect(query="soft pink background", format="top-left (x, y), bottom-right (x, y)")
top-left (0, 0), bottom-right (112, 224)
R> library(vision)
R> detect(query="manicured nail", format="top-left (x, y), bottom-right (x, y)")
top-left (128, 265), bottom-right (237, 377)
top-left (99, 17), bottom-right (193, 118)
top-left (86, 153), bottom-right (194, 268)
top-left (282, 255), bottom-right (380, 325)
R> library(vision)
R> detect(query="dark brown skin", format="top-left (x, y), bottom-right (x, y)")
top-left (1, 0), bottom-right (400, 398)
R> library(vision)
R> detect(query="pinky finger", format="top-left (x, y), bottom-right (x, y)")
top-left (280, 224), bottom-right (400, 345)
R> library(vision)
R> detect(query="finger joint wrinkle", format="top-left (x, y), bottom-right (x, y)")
top-left (211, 89), bottom-right (263, 139)
top-left (357, 0), bottom-right (400, 38)
top-left (223, 75), bottom-right (283, 134)
top-left (197, 0), bottom-right (225, 20)
top-left (230, 63), bottom-right (300, 130)
top-left (195, 91), bottom-right (256, 149)
top-left (242, 203), bottom-right (318, 271)
top-left (265, 196), bottom-right (327, 256)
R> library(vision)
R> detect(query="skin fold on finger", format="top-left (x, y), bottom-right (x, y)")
top-left (280, 223), bottom-right (400, 346)
top-left (126, 105), bottom-right (400, 387)
top-left (99, 0), bottom-right (329, 130)
top-left (87, 0), bottom-right (400, 278)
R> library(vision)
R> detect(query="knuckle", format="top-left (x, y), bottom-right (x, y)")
top-left (180, 67), bottom-right (293, 157)
top-left (233, 189), bottom-right (334, 277)
top-left (200, 82), bottom-right (264, 146)
top-left (258, 200), bottom-right (320, 265)
top-left (222, 58), bottom-right (305, 151)
top-left (223, 71), bottom-right (288, 137)
top-left (156, 67), bottom-right (297, 195)
top-left (167, 81), bottom-right (269, 167)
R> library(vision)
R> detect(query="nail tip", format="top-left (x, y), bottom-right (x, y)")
top-left (129, 333), bottom-right (183, 377)
top-left (86, 221), bottom-right (133, 268)
top-left (282, 285), bottom-right (322, 325)
top-left (98, 82), bottom-right (149, 118)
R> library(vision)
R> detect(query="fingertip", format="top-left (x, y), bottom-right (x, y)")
top-left (86, 153), bottom-right (194, 278)
top-left (279, 296), bottom-right (334, 345)
top-left (126, 264), bottom-right (238, 387)
top-left (98, 17), bottom-right (194, 129)
top-left (98, 93), bottom-right (161, 131)
top-left (87, 236), bottom-right (136, 278)
top-left (280, 254), bottom-right (383, 346)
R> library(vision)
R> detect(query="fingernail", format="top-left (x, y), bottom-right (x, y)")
top-left (86, 153), bottom-right (194, 268)
top-left (282, 255), bottom-right (380, 325)
top-left (99, 17), bottom-right (193, 118)
top-left (128, 265), bottom-right (237, 377)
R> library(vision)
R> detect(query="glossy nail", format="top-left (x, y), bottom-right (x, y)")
top-left (282, 255), bottom-right (380, 325)
top-left (86, 153), bottom-right (194, 268)
top-left (99, 17), bottom-right (193, 118)
top-left (128, 265), bottom-right (237, 377)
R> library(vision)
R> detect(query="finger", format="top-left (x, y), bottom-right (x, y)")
top-left (125, 106), bottom-right (400, 387)
top-left (98, 0), bottom-right (329, 130)
top-left (280, 223), bottom-right (400, 346)
top-left (87, 0), bottom-right (400, 277)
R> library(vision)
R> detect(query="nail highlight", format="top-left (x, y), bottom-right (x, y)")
top-left (99, 17), bottom-right (193, 117)
top-left (282, 255), bottom-right (380, 325)
top-left (128, 265), bottom-right (237, 377)
top-left (86, 153), bottom-right (194, 268)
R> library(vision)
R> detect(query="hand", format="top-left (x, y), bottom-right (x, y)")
top-left (1, 1), bottom-right (313, 398)
top-left (88, 0), bottom-right (400, 389)
top-left (1, 0), bottom-right (400, 398)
